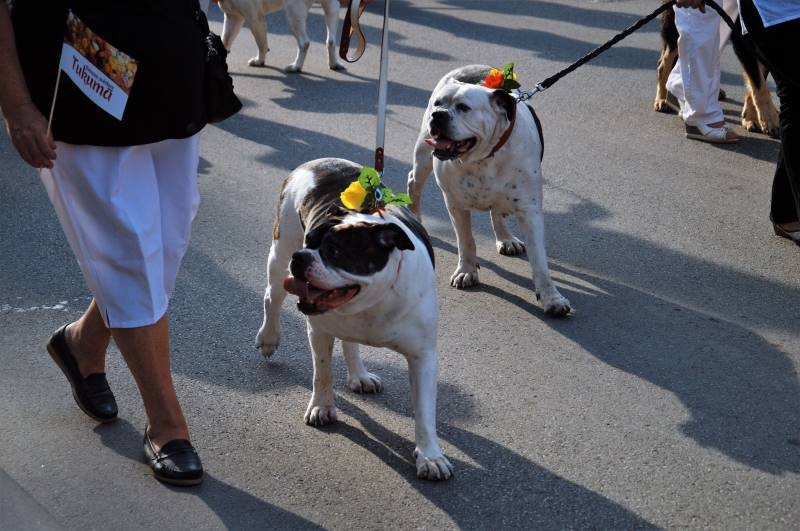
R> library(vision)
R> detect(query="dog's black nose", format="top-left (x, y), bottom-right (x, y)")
top-left (430, 110), bottom-right (449, 127)
top-left (289, 251), bottom-right (312, 281)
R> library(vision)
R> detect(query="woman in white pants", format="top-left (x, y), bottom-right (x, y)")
top-left (666, 0), bottom-right (742, 143)
top-left (0, 0), bottom-right (234, 486)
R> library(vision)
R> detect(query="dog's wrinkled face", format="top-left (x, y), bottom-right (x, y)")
top-left (284, 215), bottom-right (415, 315)
top-left (425, 82), bottom-right (516, 162)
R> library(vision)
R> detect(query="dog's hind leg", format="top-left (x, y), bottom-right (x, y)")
top-left (490, 211), bottom-right (525, 256)
top-left (304, 329), bottom-right (338, 426)
top-left (654, 6), bottom-right (679, 113)
top-left (283, 1), bottom-right (311, 72)
top-left (255, 240), bottom-right (295, 357)
top-left (320, 0), bottom-right (344, 70)
top-left (255, 200), bottom-right (304, 357)
top-left (515, 206), bottom-right (571, 317)
top-left (221, 10), bottom-right (245, 51)
top-left (407, 134), bottom-right (434, 220)
top-left (342, 341), bottom-right (383, 393)
top-left (731, 17), bottom-right (779, 137)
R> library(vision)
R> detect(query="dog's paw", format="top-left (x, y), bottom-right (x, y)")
top-left (760, 112), bottom-right (781, 139)
top-left (248, 57), bottom-right (266, 67)
top-left (304, 405), bottom-right (338, 426)
top-left (450, 267), bottom-right (479, 289)
top-left (653, 98), bottom-right (676, 114)
top-left (414, 449), bottom-right (453, 481)
top-left (347, 373), bottom-right (383, 394)
top-left (255, 330), bottom-right (279, 358)
top-left (496, 238), bottom-right (525, 256)
top-left (329, 62), bottom-right (346, 71)
top-left (542, 294), bottom-right (572, 317)
top-left (284, 62), bottom-right (302, 73)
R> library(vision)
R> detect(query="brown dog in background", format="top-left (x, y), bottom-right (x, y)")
top-left (653, 3), bottom-right (779, 138)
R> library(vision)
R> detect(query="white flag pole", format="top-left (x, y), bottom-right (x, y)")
top-left (46, 68), bottom-right (62, 138)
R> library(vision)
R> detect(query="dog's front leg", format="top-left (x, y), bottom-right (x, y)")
top-left (445, 201), bottom-right (480, 288)
top-left (304, 328), bottom-right (338, 426)
top-left (342, 341), bottom-right (383, 393)
top-left (404, 349), bottom-right (452, 480)
top-left (516, 208), bottom-right (571, 317)
top-left (246, 12), bottom-right (269, 66)
top-left (407, 133), bottom-right (434, 220)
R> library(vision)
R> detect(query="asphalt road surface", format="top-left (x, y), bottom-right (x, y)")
top-left (2, 1), bottom-right (798, 529)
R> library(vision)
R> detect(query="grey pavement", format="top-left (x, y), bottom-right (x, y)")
top-left (2, 1), bottom-right (799, 529)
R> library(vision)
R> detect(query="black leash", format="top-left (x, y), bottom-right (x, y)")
top-left (518, 0), bottom-right (735, 100)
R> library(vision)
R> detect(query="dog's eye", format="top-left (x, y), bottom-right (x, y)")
top-left (456, 103), bottom-right (471, 113)
top-left (433, 99), bottom-right (442, 106)
top-left (327, 245), bottom-right (341, 258)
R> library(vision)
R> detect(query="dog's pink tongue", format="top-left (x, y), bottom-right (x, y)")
top-left (283, 276), bottom-right (309, 299)
top-left (425, 137), bottom-right (453, 150)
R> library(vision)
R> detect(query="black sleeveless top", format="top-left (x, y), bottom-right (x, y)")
top-left (11, 0), bottom-right (208, 146)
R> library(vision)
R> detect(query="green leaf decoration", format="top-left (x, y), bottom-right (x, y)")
top-left (343, 166), bottom-right (413, 212)
top-left (386, 193), bottom-right (412, 206)
top-left (358, 167), bottom-right (381, 189)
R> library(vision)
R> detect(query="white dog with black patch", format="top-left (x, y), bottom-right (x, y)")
top-left (407, 64), bottom-right (571, 317)
top-left (216, 0), bottom-right (343, 72)
top-left (255, 158), bottom-right (453, 480)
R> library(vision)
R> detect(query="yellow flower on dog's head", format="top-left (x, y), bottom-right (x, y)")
top-left (341, 181), bottom-right (368, 210)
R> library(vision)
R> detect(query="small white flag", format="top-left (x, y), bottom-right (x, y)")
top-left (58, 11), bottom-right (138, 120)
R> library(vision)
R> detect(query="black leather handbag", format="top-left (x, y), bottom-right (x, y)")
top-left (197, 8), bottom-right (242, 123)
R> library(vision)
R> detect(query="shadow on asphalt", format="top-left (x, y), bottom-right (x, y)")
top-left (423, 195), bottom-right (800, 477)
top-left (335, 401), bottom-right (658, 529)
top-left (391, 0), bottom-right (660, 71)
top-left (94, 420), bottom-right (323, 530)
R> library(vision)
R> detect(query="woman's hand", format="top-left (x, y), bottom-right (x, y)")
top-left (3, 101), bottom-right (57, 169)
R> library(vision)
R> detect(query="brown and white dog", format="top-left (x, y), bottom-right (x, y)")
top-left (215, 0), bottom-right (343, 72)
top-left (407, 65), bottom-right (571, 317)
top-left (653, 2), bottom-right (779, 137)
top-left (255, 158), bottom-right (453, 480)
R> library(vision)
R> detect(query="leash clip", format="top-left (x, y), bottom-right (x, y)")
top-left (516, 83), bottom-right (545, 102)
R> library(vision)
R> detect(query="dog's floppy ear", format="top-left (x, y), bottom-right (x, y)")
top-left (375, 223), bottom-right (415, 252)
top-left (490, 89), bottom-right (516, 122)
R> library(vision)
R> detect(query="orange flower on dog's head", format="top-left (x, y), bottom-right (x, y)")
top-left (483, 68), bottom-right (504, 89)
top-left (480, 63), bottom-right (521, 93)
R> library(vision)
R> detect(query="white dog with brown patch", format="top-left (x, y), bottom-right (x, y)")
top-left (256, 158), bottom-right (453, 480)
top-left (216, 0), bottom-right (343, 72)
top-left (407, 65), bottom-right (571, 317)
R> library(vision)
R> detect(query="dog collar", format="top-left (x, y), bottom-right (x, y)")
top-left (485, 102), bottom-right (517, 159)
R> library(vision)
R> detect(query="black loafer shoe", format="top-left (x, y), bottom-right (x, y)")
top-left (143, 431), bottom-right (204, 486)
top-left (46, 324), bottom-right (118, 423)
top-left (773, 222), bottom-right (800, 246)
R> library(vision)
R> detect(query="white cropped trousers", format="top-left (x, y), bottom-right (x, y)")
top-left (39, 135), bottom-right (201, 328)
top-left (666, 0), bottom-right (738, 127)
